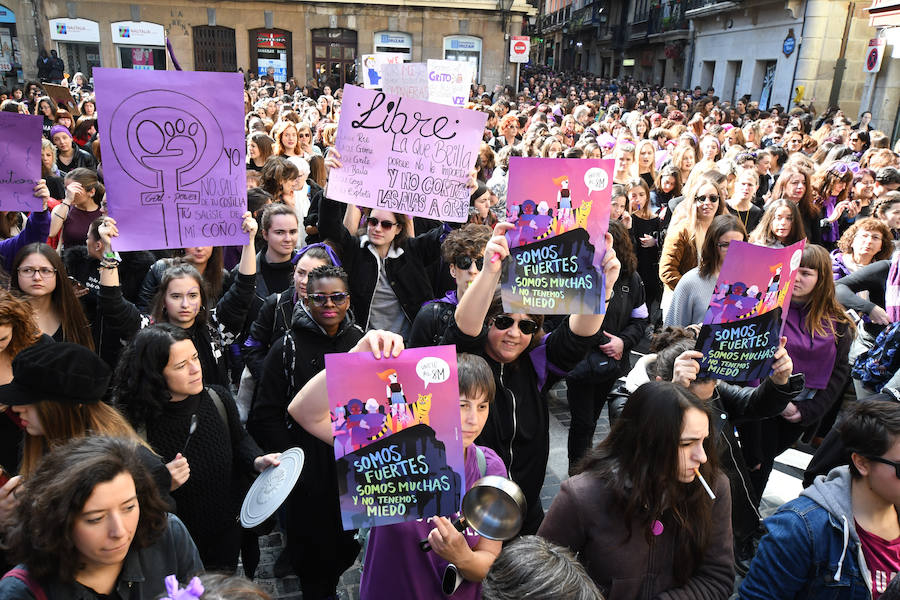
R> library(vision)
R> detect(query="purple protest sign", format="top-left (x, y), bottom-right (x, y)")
top-left (326, 345), bottom-right (465, 530)
top-left (94, 68), bottom-right (247, 251)
top-left (0, 112), bottom-right (42, 211)
top-left (326, 85), bottom-right (486, 223)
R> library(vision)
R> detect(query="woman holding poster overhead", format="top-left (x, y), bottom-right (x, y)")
top-left (748, 244), bottom-right (854, 499)
top-left (317, 152), bottom-right (447, 340)
top-left (288, 337), bottom-right (506, 600)
top-left (442, 222), bottom-right (620, 534)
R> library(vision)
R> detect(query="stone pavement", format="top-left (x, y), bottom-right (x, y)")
top-left (249, 380), bottom-right (810, 599)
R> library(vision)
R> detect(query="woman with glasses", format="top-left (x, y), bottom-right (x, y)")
top-left (740, 401), bottom-right (900, 600)
top-left (442, 222), bottom-right (621, 534)
top-left (849, 130), bottom-right (870, 161)
top-left (831, 218), bottom-right (894, 280)
top-left (10, 242), bottom-right (93, 348)
top-left (249, 265), bottom-right (363, 598)
top-left (318, 152), bottom-right (449, 340)
top-left (659, 170), bottom-right (727, 318)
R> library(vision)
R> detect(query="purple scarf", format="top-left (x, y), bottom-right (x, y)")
top-left (783, 301), bottom-right (837, 390)
top-left (821, 196), bottom-right (840, 243)
top-left (887, 252), bottom-right (900, 322)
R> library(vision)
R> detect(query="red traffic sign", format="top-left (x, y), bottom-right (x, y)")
top-left (864, 38), bottom-right (886, 73)
top-left (510, 35), bottom-right (530, 63)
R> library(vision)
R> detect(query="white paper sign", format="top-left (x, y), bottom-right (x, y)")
top-left (426, 59), bottom-right (475, 107)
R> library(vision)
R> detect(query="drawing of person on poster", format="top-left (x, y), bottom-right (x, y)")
top-left (501, 157), bottom-right (614, 315)
top-left (696, 240), bottom-right (805, 382)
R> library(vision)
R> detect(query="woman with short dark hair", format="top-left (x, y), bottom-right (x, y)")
top-left (0, 435), bottom-right (203, 599)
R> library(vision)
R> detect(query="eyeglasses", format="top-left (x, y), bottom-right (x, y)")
top-left (865, 455), bottom-right (900, 478)
top-left (18, 266), bottom-right (56, 278)
top-left (366, 217), bottom-right (398, 229)
top-left (298, 133), bottom-right (311, 138)
top-left (454, 255), bottom-right (484, 271)
top-left (306, 292), bottom-right (350, 307)
top-left (491, 315), bottom-right (540, 335)
top-left (695, 194), bottom-right (720, 205)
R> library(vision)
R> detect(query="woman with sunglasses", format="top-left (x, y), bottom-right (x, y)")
top-left (249, 265), bottom-right (363, 599)
top-left (319, 151), bottom-right (449, 340)
top-left (296, 122), bottom-right (322, 161)
top-left (659, 170), bottom-right (727, 318)
top-left (410, 224), bottom-right (493, 348)
top-left (849, 130), bottom-right (870, 161)
top-left (741, 400), bottom-right (900, 600)
top-left (442, 222), bottom-right (621, 535)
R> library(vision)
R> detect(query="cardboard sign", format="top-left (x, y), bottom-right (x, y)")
top-left (94, 68), bottom-right (248, 251)
top-left (426, 59), bottom-right (475, 107)
top-left (501, 157), bottom-right (614, 314)
top-left (0, 112), bottom-right (42, 210)
top-left (696, 240), bottom-right (805, 381)
top-left (360, 52), bottom-right (405, 89)
top-left (326, 85), bottom-right (486, 223)
top-left (326, 346), bottom-right (465, 530)
top-left (381, 62), bottom-right (429, 101)
top-left (41, 83), bottom-right (80, 116)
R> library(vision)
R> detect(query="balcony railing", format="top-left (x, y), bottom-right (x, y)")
top-left (648, 0), bottom-right (688, 34)
top-left (683, 0), bottom-right (741, 13)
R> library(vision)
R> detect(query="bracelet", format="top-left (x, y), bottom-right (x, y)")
top-left (99, 260), bottom-right (120, 270)
top-left (605, 290), bottom-right (614, 302)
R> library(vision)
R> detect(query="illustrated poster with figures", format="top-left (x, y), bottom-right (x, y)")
top-left (696, 239), bottom-right (805, 382)
top-left (94, 68), bottom-right (248, 251)
top-left (501, 157), bottom-right (614, 315)
top-left (325, 345), bottom-right (465, 530)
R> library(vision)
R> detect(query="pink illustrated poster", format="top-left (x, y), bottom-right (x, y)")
top-left (502, 157), bottom-right (614, 314)
top-left (325, 346), bottom-right (465, 530)
top-left (696, 240), bottom-right (805, 382)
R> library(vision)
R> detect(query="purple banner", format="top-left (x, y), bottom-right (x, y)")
top-left (326, 85), bottom-right (486, 223)
top-left (696, 240), bottom-right (805, 381)
top-left (94, 68), bottom-right (247, 251)
top-left (326, 345), bottom-right (465, 530)
top-left (0, 112), bottom-right (42, 211)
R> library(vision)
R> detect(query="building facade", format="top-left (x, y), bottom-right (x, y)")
top-left (13, 0), bottom-right (534, 91)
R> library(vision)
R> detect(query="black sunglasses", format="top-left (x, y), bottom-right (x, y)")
top-left (492, 315), bottom-right (539, 335)
top-left (454, 256), bottom-right (484, 271)
top-left (695, 194), bottom-right (720, 204)
top-left (306, 292), bottom-right (350, 307)
top-left (366, 217), bottom-right (397, 229)
top-left (865, 455), bottom-right (900, 478)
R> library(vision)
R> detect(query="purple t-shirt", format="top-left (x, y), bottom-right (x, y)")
top-left (359, 444), bottom-right (507, 600)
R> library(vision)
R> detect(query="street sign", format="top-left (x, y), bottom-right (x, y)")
top-left (864, 38), bottom-right (886, 73)
top-left (510, 35), bottom-right (530, 63)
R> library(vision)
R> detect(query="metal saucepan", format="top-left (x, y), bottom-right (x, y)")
top-left (419, 475), bottom-right (526, 551)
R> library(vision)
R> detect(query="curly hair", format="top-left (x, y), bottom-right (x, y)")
top-left (0, 289), bottom-right (40, 358)
top-left (836, 217), bottom-right (893, 262)
top-left (11, 243), bottom-right (94, 350)
top-left (3, 436), bottom-right (170, 583)
top-left (112, 323), bottom-right (192, 429)
top-left (440, 223), bottom-right (493, 264)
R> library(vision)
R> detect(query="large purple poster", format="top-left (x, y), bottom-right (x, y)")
top-left (326, 85), bottom-right (487, 223)
top-left (502, 157), bottom-right (614, 314)
top-left (325, 346), bottom-right (465, 530)
top-left (94, 68), bottom-right (247, 251)
top-left (696, 240), bottom-right (805, 381)
top-left (0, 112), bottom-right (42, 210)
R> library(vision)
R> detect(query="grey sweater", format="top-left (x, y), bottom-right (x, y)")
top-left (665, 267), bottom-right (717, 327)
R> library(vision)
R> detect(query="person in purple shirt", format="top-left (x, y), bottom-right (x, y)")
top-left (289, 331), bottom-right (506, 599)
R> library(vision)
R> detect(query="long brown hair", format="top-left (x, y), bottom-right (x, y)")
top-left (19, 401), bottom-right (147, 477)
top-left (11, 243), bottom-right (94, 350)
top-left (749, 198), bottom-right (806, 247)
top-left (579, 381), bottom-right (719, 584)
top-left (698, 214), bottom-right (747, 278)
top-left (772, 165), bottom-right (817, 219)
top-left (795, 244), bottom-right (856, 339)
top-left (0, 289), bottom-right (41, 357)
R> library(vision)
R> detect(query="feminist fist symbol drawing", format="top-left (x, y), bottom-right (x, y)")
top-left (108, 89), bottom-right (223, 246)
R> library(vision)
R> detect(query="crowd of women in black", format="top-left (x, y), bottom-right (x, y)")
top-left (0, 62), bottom-right (899, 599)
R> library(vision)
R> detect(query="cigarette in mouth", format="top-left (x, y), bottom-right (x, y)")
top-left (695, 468), bottom-right (716, 500)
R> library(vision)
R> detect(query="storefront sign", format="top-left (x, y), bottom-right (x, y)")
top-left (49, 18), bottom-right (100, 43)
top-left (111, 21), bottom-right (165, 46)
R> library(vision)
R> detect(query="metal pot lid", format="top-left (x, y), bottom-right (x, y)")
top-left (461, 475), bottom-right (525, 541)
top-left (240, 447), bottom-right (305, 528)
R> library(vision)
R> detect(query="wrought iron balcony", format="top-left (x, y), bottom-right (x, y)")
top-left (648, 0), bottom-right (688, 35)
top-left (683, 0), bottom-right (741, 18)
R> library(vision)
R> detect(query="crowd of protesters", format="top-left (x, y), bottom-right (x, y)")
top-left (0, 59), bottom-right (899, 599)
